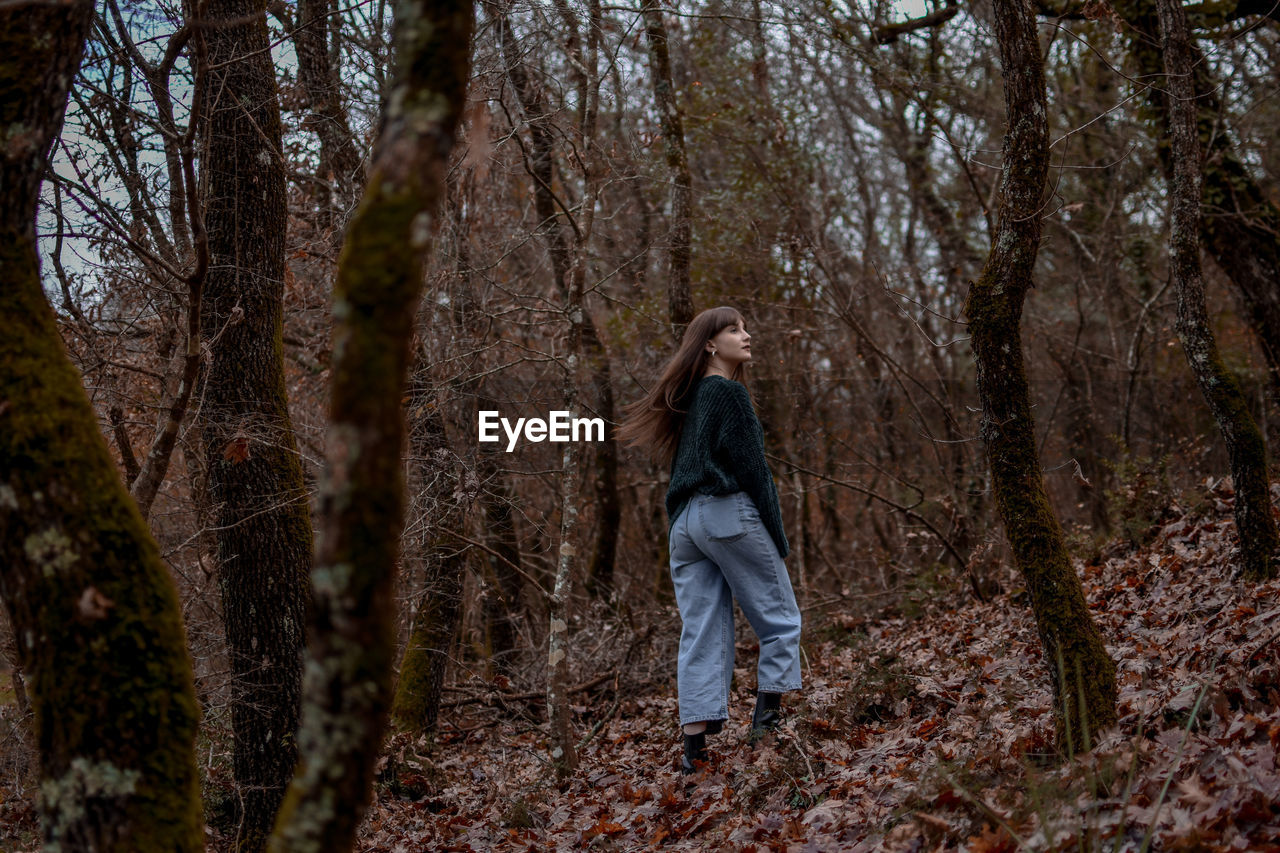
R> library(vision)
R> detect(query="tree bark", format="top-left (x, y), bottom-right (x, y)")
top-left (200, 0), bottom-right (312, 847)
top-left (1113, 0), bottom-right (1280, 441)
top-left (269, 0), bottom-right (473, 847)
top-left (392, 378), bottom-right (475, 734)
top-left (965, 0), bottom-right (1118, 750)
top-left (641, 0), bottom-right (694, 340)
top-left (548, 356), bottom-right (584, 781)
top-left (292, 0), bottom-right (365, 233)
top-left (0, 3), bottom-right (203, 847)
top-left (476, 410), bottom-right (527, 675)
top-left (546, 0), bottom-right (605, 782)
top-left (1156, 0), bottom-right (1277, 581)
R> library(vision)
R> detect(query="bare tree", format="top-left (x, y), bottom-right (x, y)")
top-left (1106, 0), bottom-right (1280, 444)
top-left (278, 0), bottom-right (367, 235)
top-left (494, 0), bottom-right (621, 601)
top-left (105, 13), bottom-right (211, 521)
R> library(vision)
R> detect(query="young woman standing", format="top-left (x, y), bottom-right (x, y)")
top-left (619, 306), bottom-right (802, 774)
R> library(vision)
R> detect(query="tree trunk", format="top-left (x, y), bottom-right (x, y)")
top-left (1114, 0), bottom-right (1280, 442)
top-left (392, 378), bottom-right (474, 734)
top-left (641, 0), bottom-right (694, 340)
top-left (546, 0), bottom-right (605, 781)
top-left (0, 3), bottom-right (203, 847)
top-left (548, 359), bottom-right (584, 781)
top-left (200, 1), bottom-right (313, 848)
top-left (585, 381), bottom-right (621, 597)
top-left (292, 0), bottom-right (365, 234)
top-left (1156, 0), bottom-right (1277, 581)
top-left (269, 0), bottom-right (473, 847)
top-left (965, 0), bottom-right (1118, 750)
top-left (476, 417), bottom-right (527, 675)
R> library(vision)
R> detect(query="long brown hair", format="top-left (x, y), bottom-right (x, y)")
top-left (617, 306), bottom-right (746, 466)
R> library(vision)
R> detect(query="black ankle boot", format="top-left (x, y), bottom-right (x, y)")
top-left (681, 732), bottom-right (708, 775)
top-left (749, 691), bottom-right (783, 743)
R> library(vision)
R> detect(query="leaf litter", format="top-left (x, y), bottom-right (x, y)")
top-left (364, 483), bottom-right (1279, 851)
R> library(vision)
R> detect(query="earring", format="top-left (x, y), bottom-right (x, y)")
top-left (711, 349), bottom-right (717, 356)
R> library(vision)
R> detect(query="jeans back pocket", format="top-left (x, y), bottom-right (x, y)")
top-left (698, 492), bottom-right (748, 542)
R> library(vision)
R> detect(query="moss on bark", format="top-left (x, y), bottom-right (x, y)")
top-left (966, 0), bottom-right (1119, 750)
top-left (269, 1), bottom-right (474, 849)
top-left (0, 4), bottom-right (203, 846)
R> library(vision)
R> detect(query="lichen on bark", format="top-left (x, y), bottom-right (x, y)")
top-left (269, 0), bottom-right (474, 849)
top-left (0, 4), bottom-right (204, 847)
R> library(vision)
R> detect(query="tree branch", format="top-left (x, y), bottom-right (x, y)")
top-left (874, 1), bottom-right (960, 44)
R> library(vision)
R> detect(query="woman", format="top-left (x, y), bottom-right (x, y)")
top-left (619, 306), bottom-right (802, 774)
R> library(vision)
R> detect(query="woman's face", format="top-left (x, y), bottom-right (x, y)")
top-left (706, 318), bottom-right (752, 367)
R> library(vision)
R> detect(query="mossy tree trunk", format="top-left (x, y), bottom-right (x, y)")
top-left (0, 3), bottom-right (203, 847)
top-left (641, 0), bottom-right (694, 341)
top-left (268, 0), bottom-right (473, 847)
top-left (964, 0), bottom-right (1118, 751)
top-left (1111, 0), bottom-right (1280, 447)
top-left (200, 0), bottom-right (313, 847)
top-left (391, 373), bottom-right (476, 735)
top-left (1156, 0), bottom-right (1278, 581)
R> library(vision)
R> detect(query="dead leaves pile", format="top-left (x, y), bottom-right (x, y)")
top-left (362, 487), bottom-right (1279, 851)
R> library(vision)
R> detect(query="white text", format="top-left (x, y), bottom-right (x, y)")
top-left (478, 410), bottom-right (605, 452)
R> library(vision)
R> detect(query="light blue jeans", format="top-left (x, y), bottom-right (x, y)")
top-left (669, 491), bottom-right (802, 726)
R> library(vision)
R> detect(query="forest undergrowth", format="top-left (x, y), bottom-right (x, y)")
top-left (359, 479), bottom-right (1280, 852)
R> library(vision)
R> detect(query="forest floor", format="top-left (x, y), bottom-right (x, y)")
top-left (2, 481), bottom-right (1278, 852)
top-left (358, 481), bottom-right (1280, 852)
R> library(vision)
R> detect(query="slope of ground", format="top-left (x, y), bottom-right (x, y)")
top-left (361, 482), bottom-right (1280, 851)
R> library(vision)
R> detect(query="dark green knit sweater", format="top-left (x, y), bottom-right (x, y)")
top-left (666, 375), bottom-right (789, 558)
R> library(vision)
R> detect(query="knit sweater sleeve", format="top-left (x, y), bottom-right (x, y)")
top-left (713, 380), bottom-right (790, 558)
